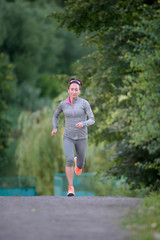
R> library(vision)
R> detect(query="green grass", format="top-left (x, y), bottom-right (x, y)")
top-left (124, 192), bottom-right (160, 240)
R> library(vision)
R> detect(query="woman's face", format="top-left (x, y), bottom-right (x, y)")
top-left (68, 83), bottom-right (80, 99)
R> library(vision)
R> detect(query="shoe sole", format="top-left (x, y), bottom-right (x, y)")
top-left (67, 193), bottom-right (75, 197)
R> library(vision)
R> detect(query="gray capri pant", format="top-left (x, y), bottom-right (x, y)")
top-left (63, 137), bottom-right (87, 168)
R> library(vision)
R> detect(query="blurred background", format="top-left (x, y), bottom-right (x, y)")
top-left (0, 0), bottom-right (159, 196)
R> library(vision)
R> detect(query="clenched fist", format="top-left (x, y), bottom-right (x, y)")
top-left (76, 122), bottom-right (83, 128)
top-left (51, 129), bottom-right (57, 136)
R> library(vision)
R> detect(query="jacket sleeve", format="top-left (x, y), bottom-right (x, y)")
top-left (52, 102), bottom-right (63, 129)
top-left (81, 100), bottom-right (95, 127)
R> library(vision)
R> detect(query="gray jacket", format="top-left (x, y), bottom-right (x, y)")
top-left (53, 97), bottom-right (95, 139)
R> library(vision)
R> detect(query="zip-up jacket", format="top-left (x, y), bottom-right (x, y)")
top-left (52, 97), bottom-right (95, 139)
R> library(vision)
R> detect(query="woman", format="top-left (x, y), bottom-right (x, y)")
top-left (51, 77), bottom-right (95, 196)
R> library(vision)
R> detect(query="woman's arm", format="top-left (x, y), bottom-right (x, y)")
top-left (81, 100), bottom-right (95, 127)
top-left (52, 102), bottom-right (63, 132)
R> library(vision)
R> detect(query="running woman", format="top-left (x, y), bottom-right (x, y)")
top-left (51, 77), bottom-right (95, 196)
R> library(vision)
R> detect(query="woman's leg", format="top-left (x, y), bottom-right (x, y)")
top-left (75, 139), bottom-right (88, 169)
top-left (63, 137), bottom-right (75, 186)
top-left (65, 166), bottom-right (74, 186)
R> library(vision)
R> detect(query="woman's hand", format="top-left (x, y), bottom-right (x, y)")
top-left (76, 122), bottom-right (83, 128)
top-left (51, 129), bottom-right (57, 136)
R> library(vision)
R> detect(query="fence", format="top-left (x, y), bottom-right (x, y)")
top-left (0, 177), bottom-right (36, 196)
top-left (54, 173), bottom-right (96, 196)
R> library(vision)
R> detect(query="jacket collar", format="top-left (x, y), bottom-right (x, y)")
top-left (66, 96), bottom-right (79, 104)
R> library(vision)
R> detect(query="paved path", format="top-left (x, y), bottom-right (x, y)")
top-left (0, 196), bottom-right (141, 240)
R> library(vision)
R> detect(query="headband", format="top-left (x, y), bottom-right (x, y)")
top-left (69, 80), bottom-right (81, 86)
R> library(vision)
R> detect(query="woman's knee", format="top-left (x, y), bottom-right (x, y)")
top-left (77, 158), bottom-right (85, 169)
top-left (66, 158), bottom-right (74, 167)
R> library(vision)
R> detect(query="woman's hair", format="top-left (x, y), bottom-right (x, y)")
top-left (68, 77), bottom-right (82, 90)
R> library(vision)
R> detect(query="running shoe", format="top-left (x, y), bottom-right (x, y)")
top-left (67, 185), bottom-right (75, 197)
top-left (74, 157), bottom-right (82, 175)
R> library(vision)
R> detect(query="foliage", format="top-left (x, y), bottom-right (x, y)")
top-left (0, 53), bottom-right (16, 174)
top-left (115, 13), bottom-right (160, 190)
top-left (51, 0), bottom-right (159, 35)
top-left (0, 0), bottom-right (90, 95)
top-left (15, 83), bottom-right (51, 111)
top-left (124, 193), bottom-right (160, 240)
top-left (52, 0), bottom-right (160, 190)
top-left (38, 73), bottom-right (68, 98)
top-left (16, 104), bottom-right (65, 195)
top-left (93, 176), bottom-right (150, 197)
top-left (0, 0), bottom-right (91, 178)
top-left (0, 0), bottom-right (61, 85)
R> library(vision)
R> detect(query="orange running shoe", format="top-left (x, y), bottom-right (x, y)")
top-left (74, 157), bottom-right (82, 175)
top-left (67, 186), bottom-right (75, 197)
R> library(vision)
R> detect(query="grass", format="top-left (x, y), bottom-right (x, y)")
top-left (123, 192), bottom-right (160, 240)
top-left (93, 176), bottom-right (151, 197)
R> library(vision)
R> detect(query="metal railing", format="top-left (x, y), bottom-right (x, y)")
top-left (0, 177), bottom-right (37, 196)
top-left (54, 173), bottom-right (96, 196)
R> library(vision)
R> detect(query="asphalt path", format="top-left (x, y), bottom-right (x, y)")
top-left (0, 196), bottom-right (141, 240)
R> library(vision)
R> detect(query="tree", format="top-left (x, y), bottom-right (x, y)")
top-left (0, 0), bottom-right (91, 90)
top-left (52, 0), bottom-right (160, 190)
top-left (15, 97), bottom-right (66, 195)
top-left (0, 0), bottom-right (92, 179)
top-left (0, 53), bottom-right (17, 174)
top-left (0, 0), bottom-right (62, 85)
